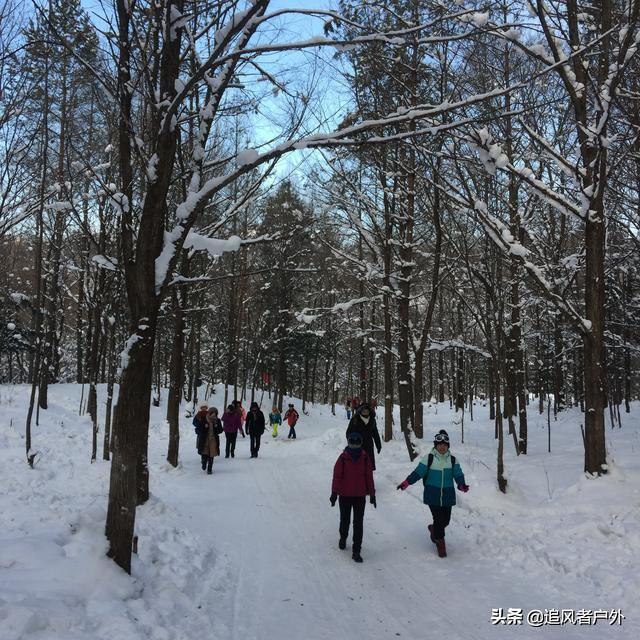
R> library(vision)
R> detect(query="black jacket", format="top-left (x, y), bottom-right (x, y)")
top-left (346, 414), bottom-right (382, 470)
top-left (246, 410), bottom-right (266, 435)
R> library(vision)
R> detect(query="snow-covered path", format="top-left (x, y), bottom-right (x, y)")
top-left (145, 399), bottom-right (636, 640)
top-left (157, 428), bottom-right (487, 640)
top-left (1, 384), bottom-right (638, 640)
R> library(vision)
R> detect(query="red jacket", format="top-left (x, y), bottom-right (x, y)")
top-left (332, 449), bottom-right (375, 497)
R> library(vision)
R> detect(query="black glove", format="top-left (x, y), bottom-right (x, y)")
top-left (370, 496), bottom-right (376, 508)
top-left (330, 493), bottom-right (337, 507)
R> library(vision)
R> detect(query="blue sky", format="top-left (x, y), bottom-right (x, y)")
top-left (77, 0), bottom-right (346, 180)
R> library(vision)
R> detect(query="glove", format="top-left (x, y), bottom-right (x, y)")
top-left (370, 496), bottom-right (376, 508)
top-left (458, 484), bottom-right (470, 493)
top-left (397, 480), bottom-right (409, 491)
top-left (330, 493), bottom-right (337, 507)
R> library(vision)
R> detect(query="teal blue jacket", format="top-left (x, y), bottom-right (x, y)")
top-left (405, 448), bottom-right (466, 507)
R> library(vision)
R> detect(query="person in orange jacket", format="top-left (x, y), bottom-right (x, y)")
top-left (283, 403), bottom-right (299, 439)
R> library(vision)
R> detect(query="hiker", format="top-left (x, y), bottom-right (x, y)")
top-left (269, 406), bottom-right (282, 438)
top-left (246, 401), bottom-right (266, 458)
top-left (192, 404), bottom-right (209, 463)
top-left (330, 432), bottom-right (376, 563)
top-left (345, 398), bottom-right (352, 420)
top-left (397, 429), bottom-right (469, 558)
top-left (346, 402), bottom-right (382, 470)
top-left (201, 407), bottom-right (223, 474)
top-left (234, 400), bottom-right (247, 427)
top-left (222, 404), bottom-right (245, 458)
top-left (284, 403), bottom-right (299, 439)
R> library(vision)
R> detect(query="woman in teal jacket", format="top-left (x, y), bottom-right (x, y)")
top-left (397, 429), bottom-right (469, 557)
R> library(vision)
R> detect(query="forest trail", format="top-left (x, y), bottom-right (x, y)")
top-left (2, 386), bottom-right (637, 640)
top-left (150, 407), bottom-right (619, 640)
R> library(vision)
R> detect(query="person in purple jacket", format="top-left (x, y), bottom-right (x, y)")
top-left (330, 432), bottom-right (376, 563)
top-left (222, 403), bottom-right (245, 458)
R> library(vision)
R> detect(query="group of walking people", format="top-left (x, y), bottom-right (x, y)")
top-left (194, 394), bottom-right (471, 564)
top-left (331, 401), bottom-right (470, 563)
top-left (193, 399), bottom-right (301, 470)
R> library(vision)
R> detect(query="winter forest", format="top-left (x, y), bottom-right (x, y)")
top-left (1, 0), bottom-right (640, 638)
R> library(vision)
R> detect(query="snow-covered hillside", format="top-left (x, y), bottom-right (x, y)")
top-left (1, 384), bottom-right (638, 639)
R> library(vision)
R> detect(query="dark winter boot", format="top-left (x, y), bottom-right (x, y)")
top-left (201, 456), bottom-right (207, 471)
top-left (352, 551), bottom-right (363, 563)
top-left (338, 537), bottom-right (346, 550)
top-left (428, 524), bottom-right (436, 543)
top-left (435, 539), bottom-right (447, 558)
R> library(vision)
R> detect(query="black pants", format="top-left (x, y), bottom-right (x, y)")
top-left (429, 505), bottom-right (452, 539)
top-left (288, 426), bottom-right (296, 439)
top-left (225, 432), bottom-right (237, 457)
top-left (339, 496), bottom-right (366, 552)
top-left (250, 432), bottom-right (262, 457)
top-left (201, 454), bottom-right (213, 472)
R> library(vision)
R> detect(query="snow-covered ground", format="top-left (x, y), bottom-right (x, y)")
top-left (1, 383), bottom-right (638, 640)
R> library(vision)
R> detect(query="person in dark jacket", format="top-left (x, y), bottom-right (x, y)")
top-left (397, 429), bottom-right (469, 557)
top-left (245, 402), bottom-right (266, 458)
top-left (330, 432), bottom-right (376, 563)
top-left (192, 404), bottom-right (209, 469)
top-left (201, 407), bottom-right (223, 474)
top-left (346, 402), bottom-right (382, 471)
top-left (222, 404), bottom-right (245, 458)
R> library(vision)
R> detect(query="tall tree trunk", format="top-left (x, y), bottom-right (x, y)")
top-left (25, 46), bottom-right (50, 465)
top-left (105, 320), bottom-right (156, 573)
top-left (166, 287), bottom-right (185, 468)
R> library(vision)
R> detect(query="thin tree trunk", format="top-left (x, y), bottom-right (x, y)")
top-left (166, 286), bottom-right (185, 467)
top-left (103, 321), bottom-right (116, 461)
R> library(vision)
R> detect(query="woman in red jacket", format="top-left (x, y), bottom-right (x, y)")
top-left (330, 432), bottom-right (376, 563)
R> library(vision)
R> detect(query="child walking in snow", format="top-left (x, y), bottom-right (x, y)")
top-left (397, 429), bottom-right (469, 557)
top-left (284, 404), bottom-right (299, 439)
top-left (330, 432), bottom-right (376, 563)
top-left (269, 406), bottom-right (282, 437)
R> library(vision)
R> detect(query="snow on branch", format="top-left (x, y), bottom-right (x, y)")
top-left (426, 339), bottom-right (491, 358)
top-left (91, 255), bottom-right (119, 271)
top-left (183, 231), bottom-right (242, 257)
top-left (295, 295), bottom-right (381, 326)
top-left (472, 198), bottom-right (591, 336)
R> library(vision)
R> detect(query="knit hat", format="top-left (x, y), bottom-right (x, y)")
top-left (347, 432), bottom-right (363, 447)
top-left (434, 429), bottom-right (450, 446)
top-left (358, 402), bottom-right (371, 415)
